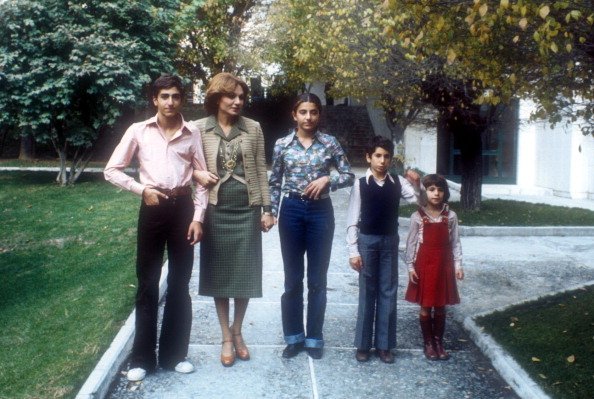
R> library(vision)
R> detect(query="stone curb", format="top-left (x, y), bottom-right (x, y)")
top-left (75, 264), bottom-right (169, 399)
top-left (461, 279), bottom-right (594, 399)
top-left (398, 217), bottom-right (594, 236)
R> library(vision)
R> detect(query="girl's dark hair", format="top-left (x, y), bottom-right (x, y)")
top-left (421, 174), bottom-right (450, 203)
top-left (204, 72), bottom-right (249, 116)
top-left (292, 92), bottom-right (323, 114)
top-left (365, 135), bottom-right (394, 157)
top-left (152, 74), bottom-right (184, 99)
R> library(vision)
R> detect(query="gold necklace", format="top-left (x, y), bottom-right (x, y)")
top-left (220, 140), bottom-right (239, 172)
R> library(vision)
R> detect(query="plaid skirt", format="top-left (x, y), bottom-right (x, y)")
top-left (199, 178), bottom-right (262, 298)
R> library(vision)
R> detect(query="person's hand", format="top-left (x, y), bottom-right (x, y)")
top-left (349, 256), bottom-right (363, 273)
top-left (408, 270), bottom-right (419, 284)
top-left (261, 214), bottom-right (275, 232)
top-left (404, 169), bottom-right (421, 189)
top-left (187, 221), bottom-right (203, 245)
top-left (193, 169), bottom-right (219, 188)
top-left (303, 176), bottom-right (330, 199)
top-left (456, 268), bottom-right (465, 280)
top-left (142, 187), bottom-right (168, 206)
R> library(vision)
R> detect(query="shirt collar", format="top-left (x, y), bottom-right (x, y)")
top-left (203, 115), bottom-right (248, 133)
top-left (288, 129), bottom-right (322, 145)
top-left (365, 168), bottom-right (395, 184)
top-left (145, 114), bottom-right (193, 135)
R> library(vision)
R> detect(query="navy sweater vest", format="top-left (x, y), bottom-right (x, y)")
top-left (359, 175), bottom-right (401, 235)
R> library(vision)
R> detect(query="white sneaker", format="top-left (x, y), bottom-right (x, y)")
top-left (126, 367), bottom-right (147, 382)
top-left (174, 360), bottom-right (195, 374)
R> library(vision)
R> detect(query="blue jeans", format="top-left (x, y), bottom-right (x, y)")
top-left (278, 196), bottom-right (335, 348)
top-left (354, 233), bottom-right (399, 351)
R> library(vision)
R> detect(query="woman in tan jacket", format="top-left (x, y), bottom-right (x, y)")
top-left (192, 73), bottom-right (274, 367)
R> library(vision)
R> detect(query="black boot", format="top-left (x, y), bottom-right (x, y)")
top-left (433, 312), bottom-right (450, 360)
top-left (419, 315), bottom-right (438, 360)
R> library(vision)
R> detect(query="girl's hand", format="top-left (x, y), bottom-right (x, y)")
top-left (408, 270), bottom-right (419, 284)
top-left (349, 256), bottom-right (363, 272)
top-left (303, 176), bottom-right (330, 199)
top-left (456, 268), bottom-right (465, 280)
top-left (261, 214), bottom-right (275, 232)
top-left (193, 170), bottom-right (219, 188)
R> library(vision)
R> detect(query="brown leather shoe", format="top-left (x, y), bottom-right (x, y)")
top-left (233, 333), bottom-right (250, 361)
top-left (220, 340), bottom-right (235, 367)
top-left (377, 349), bottom-right (395, 364)
top-left (355, 349), bottom-right (370, 362)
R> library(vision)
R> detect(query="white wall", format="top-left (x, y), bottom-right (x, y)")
top-left (517, 101), bottom-right (594, 199)
top-left (404, 124), bottom-right (437, 173)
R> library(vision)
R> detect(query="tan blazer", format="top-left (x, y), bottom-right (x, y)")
top-left (192, 115), bottom-right (271, 207)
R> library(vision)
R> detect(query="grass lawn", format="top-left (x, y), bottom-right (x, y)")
top-left (476, 285), bottom-right (594, 399)
top-left (400, 199), bottom-right (594, 226)
top-left (0, 171), bottom-right (139, 398)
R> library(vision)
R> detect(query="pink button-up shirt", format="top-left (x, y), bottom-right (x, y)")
top-left (104, 114), bottom-right (208, 222)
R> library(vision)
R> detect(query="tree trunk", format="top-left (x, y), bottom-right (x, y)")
top-left (19, 134), bottom-right (36, 160)
top-left (457, 128), bottom-right (483, 211)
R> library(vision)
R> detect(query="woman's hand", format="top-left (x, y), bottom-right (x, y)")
top-left (456, 268), bottom-right (465, 280)
top-left (193, 169), bottom-right (219, 188)
top-left (261, 214), bottom-right (275, 232)
top-left (303, 176), bottom-right (330, 199)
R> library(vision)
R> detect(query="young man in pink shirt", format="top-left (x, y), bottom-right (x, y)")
top-left (104, 75), bottom-right (208, 381)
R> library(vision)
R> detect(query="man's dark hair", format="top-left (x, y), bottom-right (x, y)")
top-left (152, 74), bottom-right (184, 99)
top-left (365, 135), bottom-right (394, 157)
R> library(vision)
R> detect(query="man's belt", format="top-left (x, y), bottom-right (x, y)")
top-left (155, 186), bottom-right (192, 198)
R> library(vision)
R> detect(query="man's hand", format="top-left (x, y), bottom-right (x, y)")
top-left (187, 221), bottom-right (203, 245)
top-left (303, 176), bottom-right (330, 199)
top-left (142, 187), bottom-right (168, 206)
top-left (193, 170), bottom-right (219, 188)
top-left (349, 256), bottom-right (363, 273)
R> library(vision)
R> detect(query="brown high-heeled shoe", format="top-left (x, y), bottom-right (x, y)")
top-left (221, 340), bottom-right (235, 367)
top-left (232, 333), bottom-right (250, 361)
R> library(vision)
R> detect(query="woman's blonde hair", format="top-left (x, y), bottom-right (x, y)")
top-left (204, 72), bottom-right (249, 116)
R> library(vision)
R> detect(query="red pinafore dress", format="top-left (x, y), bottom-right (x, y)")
top-left (404, 207), bottom-right (460, 307)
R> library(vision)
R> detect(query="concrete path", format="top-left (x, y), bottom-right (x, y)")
top-left (75, 170), bottom-right (594, 399)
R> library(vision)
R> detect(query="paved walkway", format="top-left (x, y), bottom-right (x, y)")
top-left (76, 173), bottom-right (594, 399)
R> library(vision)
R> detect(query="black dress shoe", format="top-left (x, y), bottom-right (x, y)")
top-left (282, 342), bottom-right (304, 359)
top-left (377, 349), bottom-right (395, 364)
top-left (306, 347), bottom-right (323, 359)
top-left (355, 349), bottom-right (370, 362)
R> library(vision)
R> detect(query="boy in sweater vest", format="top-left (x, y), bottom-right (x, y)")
top-left (346, 135), bottom-right (421, 363)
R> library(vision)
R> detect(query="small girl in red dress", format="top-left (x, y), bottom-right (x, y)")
top-left (404, 174), bottom-right (464, 360)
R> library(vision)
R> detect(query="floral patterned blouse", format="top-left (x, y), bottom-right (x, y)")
top-left (268, 130), bottom-right (355, 216)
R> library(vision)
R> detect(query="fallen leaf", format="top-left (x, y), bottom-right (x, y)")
top-left (567, 355), bottom-right (576, 363)
top-left (539, 373), bottom-right (547, 379)
top-left (532, 357), bottom-right (541, 362)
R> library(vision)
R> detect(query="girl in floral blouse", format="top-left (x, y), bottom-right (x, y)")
top-left (269, 93), bottom-right (354, 360)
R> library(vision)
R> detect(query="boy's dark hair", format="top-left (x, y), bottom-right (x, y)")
top-left (422, 174), bottom-right (450, 203)
top-left (365, 135), bottom-right (394, 157)
top-left (152, 74), bottom-right (185, 99)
